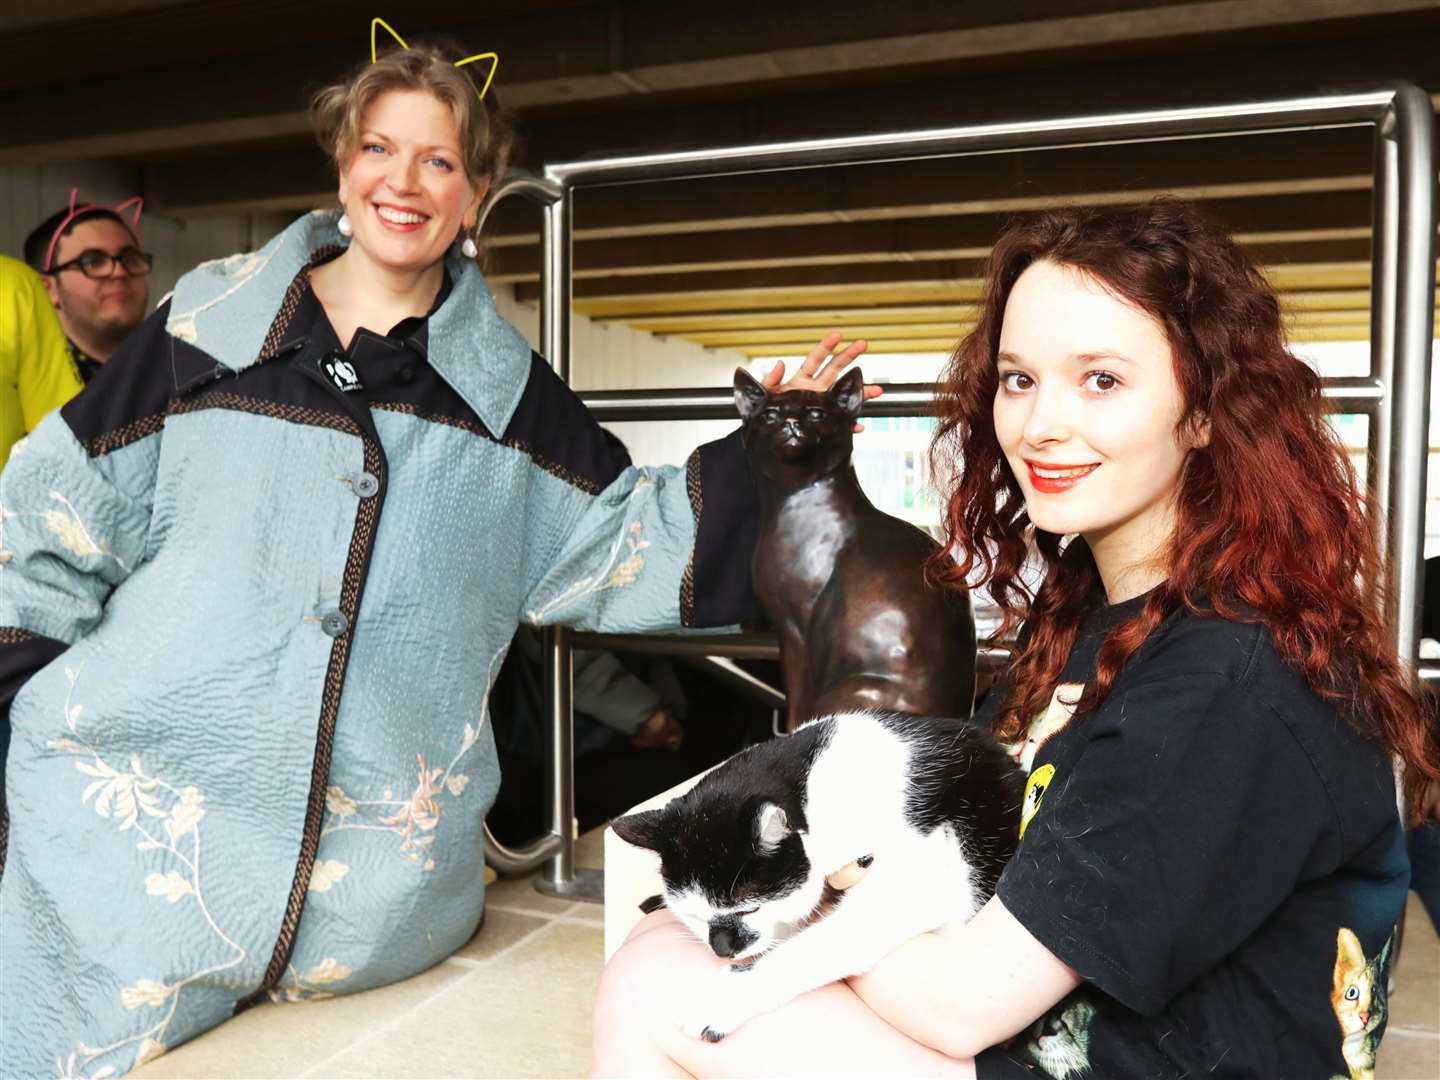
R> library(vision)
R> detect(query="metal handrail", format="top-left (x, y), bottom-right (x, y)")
top-left (482, 84), bottom-right (1438, 897)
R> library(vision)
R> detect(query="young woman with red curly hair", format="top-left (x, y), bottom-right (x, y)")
top-left (591, 198), bottom-right (1439, 1078)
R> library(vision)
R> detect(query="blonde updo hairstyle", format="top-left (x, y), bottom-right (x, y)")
top-left (310, 40), bottom-right (516, 218)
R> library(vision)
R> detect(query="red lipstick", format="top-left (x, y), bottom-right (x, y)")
top-left (1025, 460), bottom-right (1099, 494)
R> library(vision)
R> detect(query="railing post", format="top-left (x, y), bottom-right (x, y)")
top-left (1378, 86), bottom-right (1437, 673)
top-left (534, 179), bottom-right (603, 900)
top-left (478, 172), bottom-right (577, 888)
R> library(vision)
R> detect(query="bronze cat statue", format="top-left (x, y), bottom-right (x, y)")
top-left (735, 367), bottom-right (977, 730)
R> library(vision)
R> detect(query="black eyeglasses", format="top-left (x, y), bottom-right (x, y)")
top-left (46, 247), bottom-right (154, 279)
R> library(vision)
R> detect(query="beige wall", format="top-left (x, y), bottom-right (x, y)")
top-left (491, 285), bottom-right (744, 467)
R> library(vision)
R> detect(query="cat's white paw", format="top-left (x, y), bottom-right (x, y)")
top-left (678, 968), bottom-right (763, 1043)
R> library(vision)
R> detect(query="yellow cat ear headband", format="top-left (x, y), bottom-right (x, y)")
top-left (371, 17), bottom-right (499, 102)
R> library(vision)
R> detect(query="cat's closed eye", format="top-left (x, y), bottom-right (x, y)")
top-left (804, 408), bottom-right (825, 422)
top-left (761, 407), bottom-right (780, 423)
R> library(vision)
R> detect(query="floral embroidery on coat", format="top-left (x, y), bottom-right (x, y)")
top-left (319, 645), bottom-right (503, 872)
top-left (268, 958), bottom-right (355, 1004)
top-left (0, 492), bottom-right (133, 573)
top-left (47, 669), bottom-right (247, 1075)
top-left (525, 479), bottom-right (654, 624)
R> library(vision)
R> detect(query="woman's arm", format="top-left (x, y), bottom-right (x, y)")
top-left (0, 305), bottom-right (173, 785)
top-left (848, 893), bottom-right (1082, 1060)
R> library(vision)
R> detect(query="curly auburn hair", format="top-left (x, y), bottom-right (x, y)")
top-left (929, 198), bottom-right (1439, 822)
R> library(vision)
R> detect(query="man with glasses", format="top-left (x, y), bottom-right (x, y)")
top-left (23, 193), bottom-right (152, 383)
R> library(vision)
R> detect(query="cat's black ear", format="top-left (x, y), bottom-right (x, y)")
top-left (734, 368), bottom-right (769, 421)
top-left (611, 808), bottom-right (669, 852)
top-left (828, 367), bottom-right (864, 420)
top-left (754, 802), bottom-right (792, 853)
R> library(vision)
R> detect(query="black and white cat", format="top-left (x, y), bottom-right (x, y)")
top-left (612, 709), bottom-right (1023, 1042)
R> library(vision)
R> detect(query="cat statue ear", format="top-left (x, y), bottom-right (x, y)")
top-left (755, 802), bottom-right (792, 852)
top-left (734, 368), bottom-right (770, 421)
top-left (828, 367), bottom-right (865, 420)
top-left (611, 807), bottom-right (670, 852)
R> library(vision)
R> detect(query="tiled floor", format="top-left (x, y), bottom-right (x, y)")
top-left (135, 828), bottom-right (1440, 1079)
top-left (133, 829), bottom-right (609, 1080)
top-left (1378, 894), bottom-right (1440, 1080)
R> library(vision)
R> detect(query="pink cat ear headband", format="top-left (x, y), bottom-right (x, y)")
top-left (370, 17), bottom-right (499, 101)
top-left (42, 188), bottom-right (143, 273)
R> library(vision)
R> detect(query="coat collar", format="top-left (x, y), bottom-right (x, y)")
top-left (166, 209), bottom-right (533, 437)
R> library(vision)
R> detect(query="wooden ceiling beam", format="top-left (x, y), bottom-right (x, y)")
top-left (6, 1), bottom-right (1433, 165)
top-left (135, 26), bottom-right (1440, 218)
top-left (624, 306), bottom-right (985, 332)
top-left (595, 288), bottom-right (1433, 331)
top-left (20, 0), bottom-right (1420, 95)
top-left (484, 190), bottom-right (1374, 283)
top-left (696, 307), bottom-right (1432, 347)
top-left (727, 320), bottom-right (1385, 355)
top-left (564, 262), bottom-right (1389, 318)
top-left (684, 325), bottom-right (976, 348)
top-left (519, 239), bottom-right (1374, 304)
top-left (145, 116), bottom-right (1379, 222)
top-left (513, 35), bottom-right (1440, 191)
top-left (572, 283), bottom-right (990, 319)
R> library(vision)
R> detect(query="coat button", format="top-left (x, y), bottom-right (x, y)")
top-left (321, 610), bottom-right (349, 637)
top-left (396, 365), bottom-right (416, 384)
top-left (350, 472), bottom-right (380, 498)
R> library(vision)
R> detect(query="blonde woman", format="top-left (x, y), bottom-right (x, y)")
top-left (0, 36), bottom-right (867, 1076)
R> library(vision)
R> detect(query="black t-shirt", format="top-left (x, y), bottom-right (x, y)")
top-left (975, 592), bottom-right (1408, 1080)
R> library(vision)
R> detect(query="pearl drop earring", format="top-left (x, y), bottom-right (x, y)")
top-left (461, 235), bottom-right (478, 258)
top-left (337, 212), bottom-right (353, 238)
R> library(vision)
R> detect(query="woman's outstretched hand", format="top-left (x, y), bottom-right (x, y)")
top-left (762, 331), bottom-right (883, 432)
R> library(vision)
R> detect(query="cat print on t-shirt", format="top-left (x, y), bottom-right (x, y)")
top-left (1016, 993), bottom-right (1099, 1079)
top-left (1330, 927), bottom-right (1392, 1080)
top-left (1012, 683), bottom-right (1082, 838)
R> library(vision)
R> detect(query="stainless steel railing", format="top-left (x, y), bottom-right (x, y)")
top-left (481, 84), bottom-right (1437, 900)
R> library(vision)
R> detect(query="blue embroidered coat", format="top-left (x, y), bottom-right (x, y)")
top-left (0, 211), bottom-right (755, 1078)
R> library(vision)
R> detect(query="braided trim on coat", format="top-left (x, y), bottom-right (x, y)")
top-left (169, 393), bottom-right (361, 436)
top-left (256, 248), bottom-right (340, 363)
top-left (501, 437), bottom-right (603, 496)
top-left (375, 405), bottom-right (602, 496)
top-left (257, 267), bottom-right (311, 361)
top-left (252, 435), bottom-right (382, 999)
top-left (83, 414), bottom-right (167, 459)
top-left (372, 400), bottom-right (493, 440)
top-left (679, 449), bottom-right (702, 628)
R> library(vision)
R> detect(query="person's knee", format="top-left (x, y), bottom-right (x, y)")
top-left (593, 923), bottom-right (692, 1071)
top-left (595, 911), bottom-right (710, 1039)
top-left (594, 945), bottom-right (641, 1023)
top-left (597, 920), bottom-right (671, 1018)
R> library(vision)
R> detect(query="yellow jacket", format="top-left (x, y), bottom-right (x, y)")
top-left (0, 255), bottom-right (83, 469)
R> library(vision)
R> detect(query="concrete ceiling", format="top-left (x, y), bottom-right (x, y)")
top-left (6, 0), bottom-right (1439, 351)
